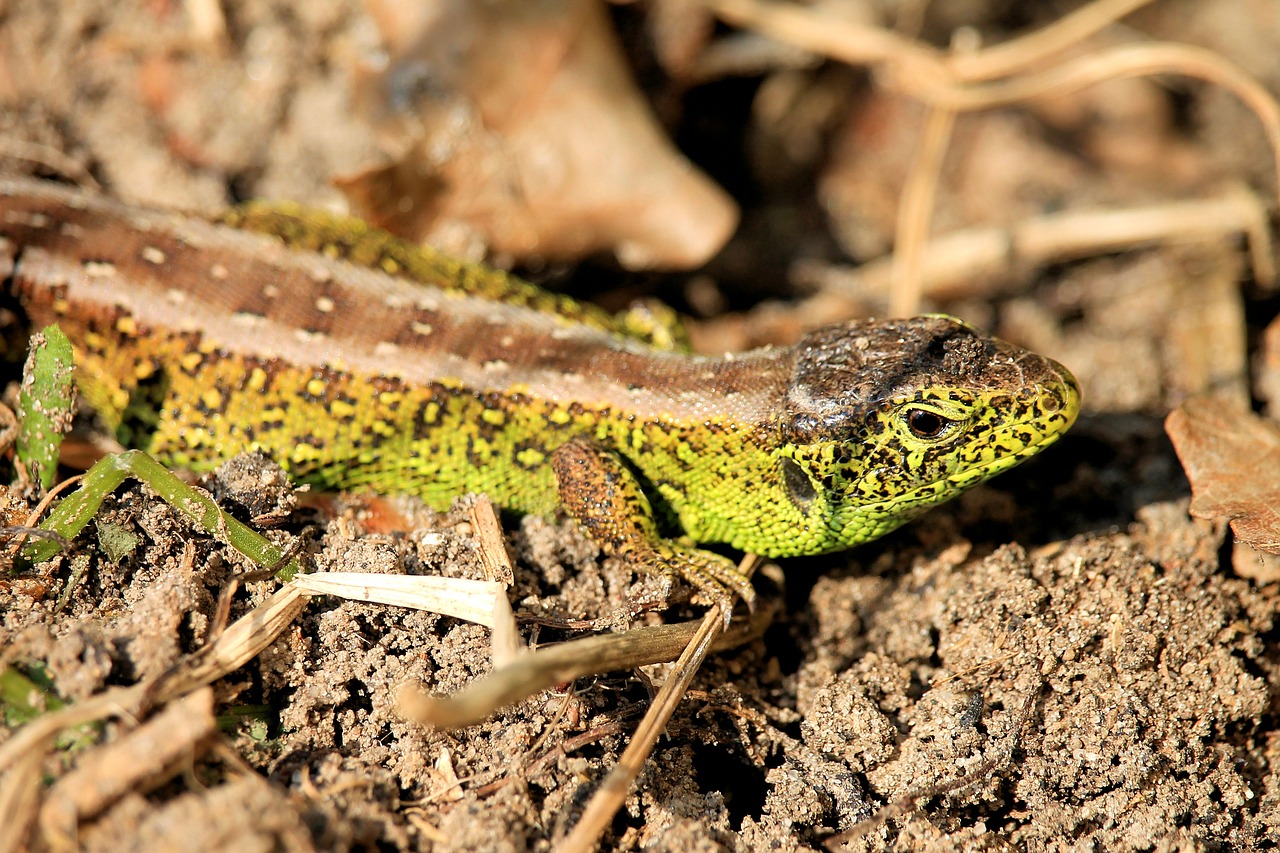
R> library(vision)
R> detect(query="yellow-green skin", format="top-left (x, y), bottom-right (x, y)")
top-left (0, 180), bottom-right (1081, 608)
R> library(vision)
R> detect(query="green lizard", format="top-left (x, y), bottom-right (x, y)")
top-left (0, 178), bottom-right (1079, 612)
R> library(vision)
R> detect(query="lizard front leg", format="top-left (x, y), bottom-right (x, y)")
top-left (550, 437), bottom-right (755, 623)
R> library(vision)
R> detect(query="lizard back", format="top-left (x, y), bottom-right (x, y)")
top-left (0, 178), bottom-right (791, 525)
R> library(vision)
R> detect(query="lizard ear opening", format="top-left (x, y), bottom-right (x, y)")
top-left (780, 457), bottom-right (816, 514)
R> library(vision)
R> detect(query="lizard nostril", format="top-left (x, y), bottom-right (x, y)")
top-left (1040, 388), bottom-right (1061, 414)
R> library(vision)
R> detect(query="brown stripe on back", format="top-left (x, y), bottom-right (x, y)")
top-left (0, 178), bottom-right (792, 428)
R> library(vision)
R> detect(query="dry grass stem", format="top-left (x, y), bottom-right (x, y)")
top-left (926, 44), bottom-right (1280, 203)
top-left (943, 0), bottom-right (1156, 82)
top-left (556, 607), bottom-right (725, 853)
top-left (0, 584), bottom-right (307, 796)
top-left (891, 104), bottom-right (957, 317)
top-left (0, 684), bottom-right (147, 777)
top-left (0, 745), bottom-right (42, 853)
top-left (554, 554), bottom-right (764, 853)
top-left (149, 584), bottom-right (307, 700)
top-left (397, 590), bottom-right (774, 732)
top-left (292, 572), bottom-right (507, 628)
top-left (36, 687), bottom-right (216, 852)
top-left (710, 0), bottom-right (1155, 84)
top-left (465, 495), bottom-right (523, 663)
top-left (801, 186), bottom-right (1275, 305)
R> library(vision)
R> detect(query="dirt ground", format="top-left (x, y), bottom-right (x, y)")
top-left (2, 0), bottom-right (1280, 850)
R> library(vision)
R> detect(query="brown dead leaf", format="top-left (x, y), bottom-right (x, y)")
top-left (1166, 396), bottom-right (1280, 555)
top-left (344, 0), bottom-right (738, 269)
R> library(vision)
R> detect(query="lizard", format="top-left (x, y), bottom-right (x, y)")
top-left (0, 176), bottom-right (1080, 614)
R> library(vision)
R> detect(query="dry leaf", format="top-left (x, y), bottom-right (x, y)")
top-left (344, 0), bottom-right (738, 269)
top-left (1166, 396), bottom-right (1280, 555)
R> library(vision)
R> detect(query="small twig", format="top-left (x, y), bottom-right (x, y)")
top-left (144, 583), bottom-right (309, 704)
top-left (0, 584), bottom-right (305, 780)
top-left (708, 0), bottom-right (942, 79)
top-left (36, 687), bottom-right (217, 851)
top-left (0, 527), bottom-right (70, 550)
top-left (464, 495), bottom-right (521, 665)
top-left (807, 185), bottom-right (1275, 302)
top-left (890, 104), bottom-right (956, 318)
top-left (555, 554), bottom-right (764, 853)
top-left (398, 587), bottom-right (775, 730)
top-left (691, 185), bottom-right (1274, 350)
top-left (255, 534), bottom-right (306, 579)
top-left (26, 474), bottom-right (86, 524)
top-left (921, 43), bottom-right (1280, 210)
top-left (468, 717), bottom-right (631, 799)
top-left (707, 0), bottom-right (1280, 315)
top-left (944, 0), bottom-right (1156, 82)
top-left (0, 683), bottom-right (148, 777)
top-left (468, 495), bottom-right (515, 586)
top-left (711, 0), bottom-right (1156, 86)
top-left (556, 611), bottom-right (724, 852)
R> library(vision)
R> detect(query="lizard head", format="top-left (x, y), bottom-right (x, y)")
top-left (773, 315), bottom-right (1080, 552)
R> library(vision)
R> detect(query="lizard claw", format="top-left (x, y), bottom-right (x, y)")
top-left (640, 543), bottom-right (755, 628)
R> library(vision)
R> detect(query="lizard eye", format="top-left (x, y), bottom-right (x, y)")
top-left (905, 408), bottom-right (954, 439)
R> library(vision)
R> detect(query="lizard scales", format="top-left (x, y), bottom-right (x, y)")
top-left (0, 177), bottom-right (1080, 607)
